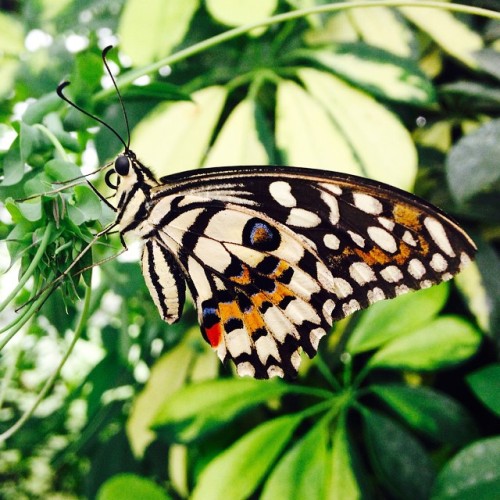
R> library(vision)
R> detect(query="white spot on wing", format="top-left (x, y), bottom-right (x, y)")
top-left (267, 365), bottom-right (284, 378)
top-left (324, 234), bottom-right (340, 250)
top-left (320, 191), bottom-right (340, 224)
top-left (237, 362), bottom-right (255, 377)
top-left (403, 230), bottom-right (417, 246)
top-left (354, 193), bottom-right (383, 214)
top-left (269, 181), bottom-right (296, 207)
top-left (424, 217), bottom-right (455, 257)
top-left (368, 287), bottom-right (385, 304)
top-left (291, 350), bottom-right (302, 370)
top-left (380, 265), bottom-right (403, 283)
top-left (348, 231), bottom-right (365, 248)
top-left (367, 226), bottom-right (397, 253)
top-left (286, 208), bottom-right (321, 228)
top-left (378, 217), bottom-right (395, 231)
top-left (322, 299), bottom-right (335, 322)
top-left (349, 262), bottom-right (376, 285)
top-left (332, 277), bottom-right (353, 298)
top-left (408, 258), bottom-right (426, 279)
top-left (255, 334), bottom-right (281, 364)
top-left (430, 253), bottom-right (448, 272)
top-left (343, 299), bottom-right (360, 316)
top-left (309, 328), bottom-right (326, 350)
top-left (225, 328), bottom-right (252, 358)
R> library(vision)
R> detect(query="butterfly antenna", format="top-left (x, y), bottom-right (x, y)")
top-left (102, 45), bottom-right (131, 150)
top-left (57, 81), bottom-right (128, 151)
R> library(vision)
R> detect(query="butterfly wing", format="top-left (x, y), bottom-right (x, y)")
top-left (144, 166), bottom-right (476, 378)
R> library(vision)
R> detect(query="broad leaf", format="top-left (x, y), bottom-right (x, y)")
top-left (204, 99), bottom-right (270, 166)
top-left (118, 0), bottom-right (199, 66)
top-left (275, 78), bottom-right (361, 174)
top-left (432, 436), bottom-right (500, 499)
top-left (368, 316), bottom-right (482, 371)
top-left (97, 473), bottom-right (171, 500)
top-left (371, 384), bottom-right (477, 445)
top-left (152, 378), bottom-right (290, 443)
top-left (261, 419), bottom-right (329, 500)
top-left (192, 414), bottom-right (302, 500)
top-left (400, 7), bottom-right (483, 68)
top-left (347, 282), bottom-right (448, 354)
top-left (299, 68), bottom-right (417, 190)
top-left (131, 86), bottom-right (227, 176)
top-left (466, 364), bottom-right (500, 417)
top-left (363, 410), bottom-right (435, 500)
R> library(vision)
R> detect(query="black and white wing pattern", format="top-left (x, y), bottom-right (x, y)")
top-left (113, 156), bottom-right (476, 379)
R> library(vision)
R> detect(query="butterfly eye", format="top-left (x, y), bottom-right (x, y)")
top-left (115, 155), bottom-right (130, 176)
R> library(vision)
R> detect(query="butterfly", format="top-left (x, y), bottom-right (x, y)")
top-left (55, 48), bottom-right (477, 379)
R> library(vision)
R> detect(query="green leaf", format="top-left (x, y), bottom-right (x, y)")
top-left (152, 378), bottom-right (290, 443)
top-left (363, 410), bottom-right (435, 500)
top-left (371, 384), bottom-right (477, 446)
top-left (191, 414), bottom-right (302, 500)
top-left (97, 473), bottom-right (171, 500)
top-left (261, 419), bottom-right (329, 500)
top-left (204, 99), bottom-right (269, 166)
top-left (431, 436), bottom-right (500, 500)
top-left (466, 364), bottom-right (500, 417)
top-left (299, 44), bottom-right (435, 104)
top-left (122, 82), bottom-right (192, 102)
top-left (67, 185), bottom-right (102, 224)
top-left (131, 86), bottom-right (227, 176)
top-left (44, 159), bottom-right (82, 182)
top-left (399, 7), bottom-right (483, 68)
top-left (126, 328), bottom-right (200, 457)
top-left (1, 136), bottom-right (23, 187)
top-left (6, 198), bottom-right (43, 222)
top-left (329, 416), bottom-right (363, 499)
top-left (275, 79), bottom-right (362, 174)
top-left (118, 0), bottom-right (199, 66)
top-left (368, 316), bottom-right (482, 371)
top-left (347, 282), bottom-right (448, 354)
top-left (299, 68), bottom-right (417, 190)
top-left (446, 119), bottom-right (500, 209)
top-left (22, 92), bottom-right (63, 125)
top-left (206, 0), bottom-right (277, 27)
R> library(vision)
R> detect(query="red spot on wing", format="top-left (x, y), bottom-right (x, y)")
top-left (205, 322), bottom-right (222, 347)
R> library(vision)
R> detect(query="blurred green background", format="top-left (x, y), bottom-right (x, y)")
top-left (0, 1), bottom-right (499, 498)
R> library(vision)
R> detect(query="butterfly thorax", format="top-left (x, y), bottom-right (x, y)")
top-left (113, 152), bottom-right (159, 236)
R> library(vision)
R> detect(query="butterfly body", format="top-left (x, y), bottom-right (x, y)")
top-left (111, 151), bottom-right (476, 379)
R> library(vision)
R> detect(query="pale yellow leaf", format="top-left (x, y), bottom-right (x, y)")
top-left (276, 79), bottom-right (362, 174)
top-left (299, 68), bottom-right (417, 190)
top-left (131, 86), bottom-right (227, 176)
top-left (204, 99), bottom-right (269, 166)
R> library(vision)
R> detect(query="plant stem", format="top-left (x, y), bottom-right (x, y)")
top-left (94, 0), bottom-right (500, 100)
top-left (0, 273), bottom-right (93, 443)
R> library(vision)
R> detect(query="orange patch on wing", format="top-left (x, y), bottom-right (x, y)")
top-left (229, 264), bottom-right (251, 285)
top-left (243, 308), bottom-right (266, 336)
top-left (267, 282), bottom-right (294, 305)
top-left (354, 247), bottom-right (391, 266)
top-left (393, 203), bottom-right (422, 229)
top-left (219, 301), bottom-right (243, 323)
top-left (272, 260), bottom-right (289, 278)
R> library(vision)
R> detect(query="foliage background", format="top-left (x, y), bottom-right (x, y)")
top-left (0, 1), bottom-right (499, 498)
